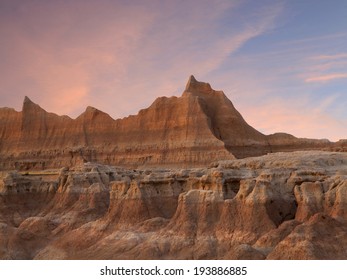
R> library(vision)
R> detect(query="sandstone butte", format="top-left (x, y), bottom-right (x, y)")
top-left (0, 75), bottom-right (346, 260)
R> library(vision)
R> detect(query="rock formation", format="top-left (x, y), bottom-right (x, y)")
top-left (0, 151), bottom-right (346, 259)
top-left (1, 75), bottom-right (345, 170)
top-left (0, 75), bottom-right (346, 259)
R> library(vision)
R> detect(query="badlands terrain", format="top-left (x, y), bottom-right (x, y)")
top-left (0, 76), bottom-right (346, 259)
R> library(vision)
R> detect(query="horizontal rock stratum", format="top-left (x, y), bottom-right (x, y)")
top-left (0, 75), bottom-right (345, 170)
top-left (0, 151), bottom-right (346, 259)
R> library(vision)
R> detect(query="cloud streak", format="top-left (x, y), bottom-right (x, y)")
top-left (312, 53), bottom-right (347, 60)
top-left (304, 52), bottom-right (347, 83)
top-left (305, 73), bottom-right (347, 83)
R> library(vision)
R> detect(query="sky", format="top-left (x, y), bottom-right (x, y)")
top-left (0, 0), bottom-right (346, 141)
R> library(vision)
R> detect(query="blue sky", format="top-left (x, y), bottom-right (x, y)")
top-left (0, 0), bottom-right (346, 140)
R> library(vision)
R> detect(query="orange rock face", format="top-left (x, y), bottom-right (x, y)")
top-left (1, 75), bottom-right (344, 170)
top-left (1, 76), bottom-right (239, 170)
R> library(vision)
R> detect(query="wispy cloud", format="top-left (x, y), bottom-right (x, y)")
top-left (0, 0), bottom-right (285, 118)
top-left (304, 52), bottom-right (347, 81)
top-left (276, 32), bottom-right (347, 47)
top-left (311, 53), bottom-right (347, 60)
top-left (305, 73), bottom-right (347, 83)
top-left (213, 36), bottom-right (347, 141)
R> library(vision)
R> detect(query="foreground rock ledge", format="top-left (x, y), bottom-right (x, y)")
top-left (0, 151), bottom-right (346, 259)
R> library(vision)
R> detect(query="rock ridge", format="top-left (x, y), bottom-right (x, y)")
top-left (0, 76), bottom-right (345, 170)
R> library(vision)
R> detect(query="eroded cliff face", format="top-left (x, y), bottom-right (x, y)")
top-left (1, 76), bottom-right (344, 170)
top-left (0, 76), bottom-right (237, 170)
top-left (1, 151), bottom-right (346, 260)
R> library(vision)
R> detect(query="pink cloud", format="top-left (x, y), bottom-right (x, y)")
top-left (312, 53), bottom-right (347, 60)
top-left (305, 73), bottom-right (347, 83)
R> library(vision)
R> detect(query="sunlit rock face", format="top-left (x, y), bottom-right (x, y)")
top-left (0, 151), bottom-right (346, 260)
top-left (1, 76), bottom-right (345, 171)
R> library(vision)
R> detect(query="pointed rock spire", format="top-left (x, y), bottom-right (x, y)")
top-left (183, 75), bottom-right (213, 96)
top-left (185, 75), bottom-right (198, 90)
top-left (23, 96), bottom-right (36, 109)
top-left (22, 96), bottom-right (45, 114)
top-left (23, 96), bottom-right (34, 105)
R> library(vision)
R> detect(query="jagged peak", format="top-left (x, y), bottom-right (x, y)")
top-left (23, 96), bottom-right (36, 106)
top-left (22, 96), bottom-right (45, 113)
top-left (185, 75), bottom-right (197, 90)
top-left (21, 96), bottom-right (73, 120)
top-left (85, 106), bottom-right (99, 113)
top-left (184, 75), bottom-right (213, 96)
top-left (76, 105), bottom-right (114, 122)
top-left (77, 106), bottom-right (101, 119)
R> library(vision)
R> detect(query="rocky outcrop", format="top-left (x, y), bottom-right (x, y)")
top-left (0, 151), bottom-right (346, 259)
top-left (1, 76), bottom-right (345, 170)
